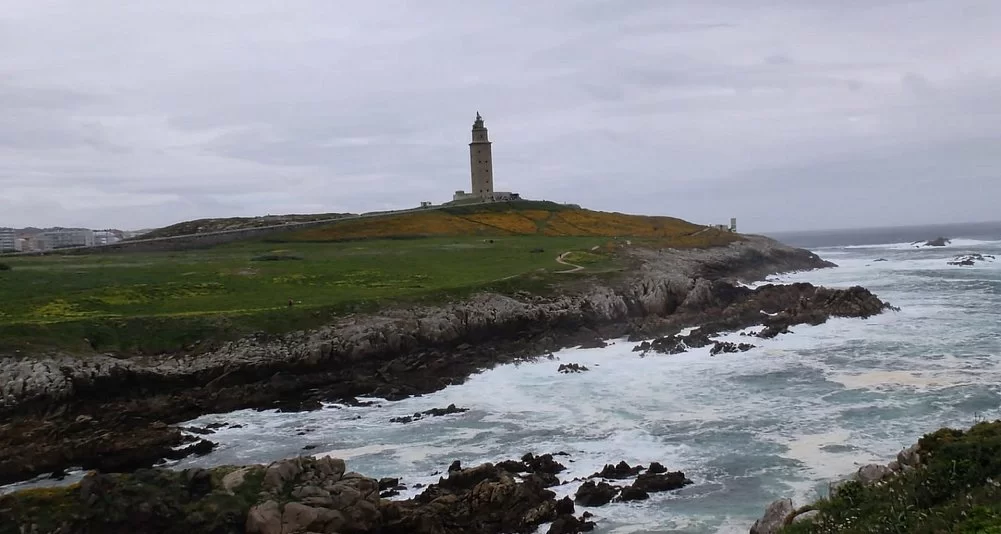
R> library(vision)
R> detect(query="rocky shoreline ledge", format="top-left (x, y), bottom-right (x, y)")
top-left (0, 236), bottom-right (892, 489)
top-left (0, 451), bottom-right (698, 534)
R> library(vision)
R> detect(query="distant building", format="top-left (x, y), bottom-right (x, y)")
top-left (0, 228), bottom-right (16, 253)
top-left (94, 230), bottom-right (121, 246)
top-left (452, 113), bottom-right (520, 203)
top-left (38, 229), bottom-right (95, 250)
top-left (710, 218), bottom-right (738, 233)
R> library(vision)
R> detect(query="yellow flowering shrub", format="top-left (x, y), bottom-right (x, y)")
top-left (280, 206), bottom-right (739, 247)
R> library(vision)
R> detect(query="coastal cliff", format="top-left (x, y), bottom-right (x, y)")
top-left (0, 236), bottom-right (870, 487)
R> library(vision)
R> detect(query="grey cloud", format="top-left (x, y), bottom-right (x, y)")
top-left (1, 0), bottom-right (999, 232)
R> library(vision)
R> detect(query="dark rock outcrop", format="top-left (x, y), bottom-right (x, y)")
top-left (547, 514), bottom-right (596, 534)
top-left (618, 486), bottom-right (650, 502)
top-left (574, 481), bottom-right (619, 507)
top-left (637, 282), bottom-right (894, 352)
top-left (0, 456), bottom-right (573, 534)
top-left (590, 461), bottom-right (643, 480)
top-left (522, 453), bottom-right (567, 475)
top-left (710, 341), bottom-right (755, 355)
top-left (629, 471), bottom-right (693, 493)
top-left (558, 363), bottom-right (590, 374)
top-left (948, 253), bottom-right (995, 266)
top-left (391, 462), bottom-right (559, 534)
top-left (922, 237), bottom-right (950, 247)
top-left (390, 403), bottom-right (468, 424)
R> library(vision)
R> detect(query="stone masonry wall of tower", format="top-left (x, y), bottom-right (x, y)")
top-left (469, 113), bottom-right (494, 198)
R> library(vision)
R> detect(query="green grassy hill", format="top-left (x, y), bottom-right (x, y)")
top-left (139, 212), bottom-right (356, 239)
top-left (0, 203), bottom-right (737, 355)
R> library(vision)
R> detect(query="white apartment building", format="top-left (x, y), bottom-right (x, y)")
top-left (0, 228), bottom-right (16, 253)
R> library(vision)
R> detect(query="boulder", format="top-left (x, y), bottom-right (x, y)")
top-left (391, 463), bottom-right (559, 534)
top-left (548, 514), bottom-right (596, 534)
top-left (246, 500), bottom-right (282, 534)
top-left (574, 481), bottom-right (618, 507)
top-left (496, 460), bottom-right (529, 473)
top-left (897, 444), bottom-right (921, 467)
top-left (828, 479), bottom-right (851, 499)
top-left (281, 502), bottom-right (319, 534)
top-left (590, 461), bottom-right (642, 480)
top-left (222, 466), bottom-right (259, 494)
top-left (630, 471), bottom-right (693, 493)
top-left (555, 496), bottom-right (575, 515)
top-left (618, 486), bottom-right (649, 502)
top-left (855, 463), bottom-right (892, 485)
top-left (647, 462), bottom-right (668, 474)
top-left (523, 453), bottom-right (567, 475)
top-left (263, 458), bottom-right (303, 492)
top-left (750, 498), bottom-right (794, 534)
top-left (710, 341), bottom-right (755, 356)
top-left (558, 363), bottom-right (590, 374)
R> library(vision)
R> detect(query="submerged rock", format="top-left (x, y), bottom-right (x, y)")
top-left (390, 403), bottom-right (468, 424)
top-left (948, 253), bottom-right (995, 266)
top-left (558, 363), bottom-right (590, 374)
top-left (709, 341), bottom-right (755, 355)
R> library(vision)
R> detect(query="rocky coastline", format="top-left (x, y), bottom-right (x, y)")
top-left (0, 236), bottom-right (891, 491)
top-left (0, 450), bottom-right (701, 534)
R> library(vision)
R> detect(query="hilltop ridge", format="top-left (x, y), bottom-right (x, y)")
top-left (138, 212), bottom-right (357, 240)
top-left (276, 201), bottom-right (738, 247)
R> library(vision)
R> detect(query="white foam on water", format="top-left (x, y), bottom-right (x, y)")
top-left (839, 239), bottom-right (1001, 250)
top-left (828, 370), bottom-right (973, 390)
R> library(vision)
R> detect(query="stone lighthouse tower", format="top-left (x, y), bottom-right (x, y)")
top-left (469, 112), bottom-right (494, 199)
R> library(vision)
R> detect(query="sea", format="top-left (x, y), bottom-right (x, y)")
top-left (5, 221), bottom-right (1001, 533)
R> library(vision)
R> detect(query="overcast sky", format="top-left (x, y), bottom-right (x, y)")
top-left (2, 1), bottom-right (999, 232)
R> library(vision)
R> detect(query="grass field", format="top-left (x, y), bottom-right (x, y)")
top-left (0, 236), bottom-right (621, 354)
top-left (0, 203), bottom-right (738, 355)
